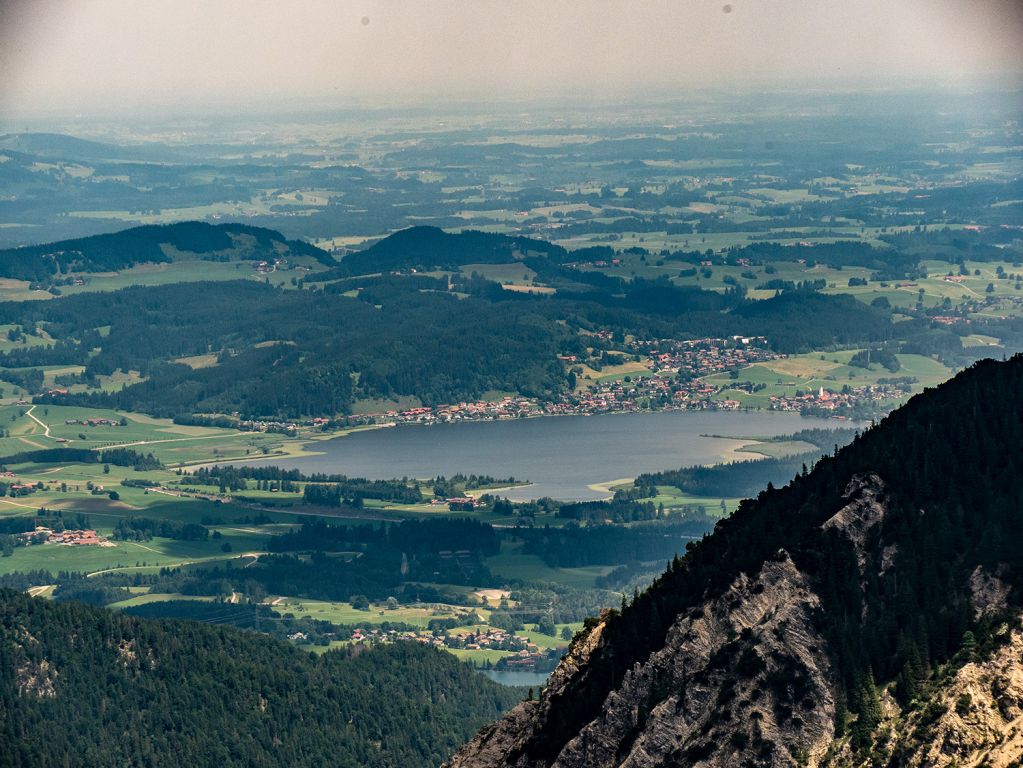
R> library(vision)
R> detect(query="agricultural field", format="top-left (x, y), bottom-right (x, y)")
top-left (702, 350), bottom-right (953, 410)
top-left (0, 403), bottom-right (282, 463)
top-left (486, 543), bottom-right (615, 591)
top-left (0, 505), bottom-right (294, 602)
top-left (0, 260), bottom-right (316, 303)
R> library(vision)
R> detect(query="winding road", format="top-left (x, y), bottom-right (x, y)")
top-left (24, 405), bottom-right (53, 439)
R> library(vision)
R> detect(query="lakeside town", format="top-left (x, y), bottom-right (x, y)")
top-left (348, 335), bottom-right (902, 427)
top-left (149, 335), bottom-right (915, 440)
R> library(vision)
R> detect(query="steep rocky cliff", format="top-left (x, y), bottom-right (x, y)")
top-left (448, 355), bottom-right (1023, 767)
top-left (451, 553), bottom-right (837, 768)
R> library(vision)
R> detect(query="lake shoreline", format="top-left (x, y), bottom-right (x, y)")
top-left (220, 410), bottom-right (857, 502)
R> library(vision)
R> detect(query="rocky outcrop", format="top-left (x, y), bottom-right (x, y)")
top-left (906, 621), bottom-right (1023, 767)
top-left (14, 657), bottom-right (57, 698)
top-left (833, 619), bottom-right (1023, 768)
top-left (447, 552), bottom-right (838, 768)
top-left (448, 468), bottom-right (1023, 768)
top-left (821, 474), bottom-right (887, 575)
top-left (969, 565), bottom-right (1011, 620)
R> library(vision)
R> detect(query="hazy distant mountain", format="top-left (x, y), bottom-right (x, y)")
top-left (0, 132), bottom-right (185, 163)
top-left (448, 355), bottom-right (1023, 767)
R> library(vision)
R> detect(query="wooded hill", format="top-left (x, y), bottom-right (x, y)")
top-left (329, 225), bottom-right (568, 276)
top-left (0, 589), bottom-right (520, 767)
top-left (0, 221), bottom-right (334, 281)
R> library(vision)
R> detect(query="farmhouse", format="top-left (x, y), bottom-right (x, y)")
top-left (50, 529), bottom-right (105, 546)
top-left (18, 526), bottom-right (111, 547)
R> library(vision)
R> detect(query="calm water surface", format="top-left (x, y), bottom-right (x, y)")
top-left (480, 669), bottom-right (551, 687)
top-left (264, 411), bottom-right (849, 501)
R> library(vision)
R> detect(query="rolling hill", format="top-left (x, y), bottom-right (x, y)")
top-left (0, 221), bottom-right (334, 282)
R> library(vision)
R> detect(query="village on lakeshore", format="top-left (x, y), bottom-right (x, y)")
top-left (342, 334), bottom-right (906, 428)
top-left (36, 333), bottom-right (904, 444)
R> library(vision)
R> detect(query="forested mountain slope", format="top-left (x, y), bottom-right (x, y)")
top-left (448, 354), bottom-right (1023, 767)
top-left (0, 590), bottom-right (520, 767)
top-left (14, 279), bottom-right (576, 416)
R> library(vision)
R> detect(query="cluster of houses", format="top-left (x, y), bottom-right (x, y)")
top-left (254, 258), bottom-right (287, 274)
top-left (633, 336), bottom-right (776, 378)
top-left (6, 483), bottom-right (40, 498)
top-left (381, 398), bottom-right (543, 426)
top-left (349, 335), bottom-right (792, 427)
top-left (16, 526), bottom-right (112, 547)
top-left (954, 292), bottom-right (1023, 321)
top-left (768, 383), bottom-right (912, 414)
top-left (546, 375), bottom-right (667, 414)
top-left (564, 257), bottom-right (622, 268)
top-left (236, 419), bottom-right (298, 436)
top-left (430, 497), bottom-right (484, 511)
top-left (344, 625), bottom-right (542, 657)
top-left (545, 374), bottom-right (744, 416)
top-left (497, 650), bottom-right (556, 671)
top-left (64, 417), bottom-right (123, 427)
top-left (443, 628), bottom-right (537, 653)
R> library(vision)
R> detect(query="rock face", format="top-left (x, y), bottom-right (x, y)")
top-left (13, 657), bottom-right (57, 698)
top-left (448, 553), bottom-right (838, 768)
top-left (824, 620), bottom-right (1023, 768)
top-left (969, 565), bottom-right (1012, 621)
top-left (821, 474), bottom-right (887, 574)
top-left (447, 475), bottom-right (1023, 768)
top-left (902, 621), bottom-right (1023, 767)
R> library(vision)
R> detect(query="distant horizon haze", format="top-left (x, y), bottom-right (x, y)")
top-left (1, 0), bottom-right (1022, 121)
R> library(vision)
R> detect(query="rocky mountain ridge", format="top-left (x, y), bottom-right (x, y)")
top-left (448, 356), bottom-right (1023, 767)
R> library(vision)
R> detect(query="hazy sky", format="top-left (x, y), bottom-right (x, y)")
top-left (1, 0), bottom-right (1022, 118)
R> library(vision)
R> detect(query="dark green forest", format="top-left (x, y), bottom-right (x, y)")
top-left (0, 590), bottom-right (519, 767)
top-left (13, 279), bottom-right (575, 417)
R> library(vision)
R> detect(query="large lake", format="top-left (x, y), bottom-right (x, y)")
top-left (261, 411), bottom-right (850, 501)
